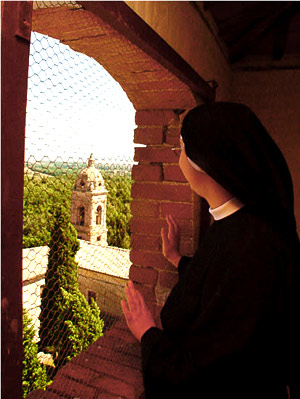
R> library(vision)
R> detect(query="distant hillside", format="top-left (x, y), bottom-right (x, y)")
top-left (24, 166), bottom-right (53, 179)
top-left (25, 159), bottom-right (133, 177)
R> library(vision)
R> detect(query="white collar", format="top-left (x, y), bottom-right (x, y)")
top-left (209, 197), bottom-right (244, 221)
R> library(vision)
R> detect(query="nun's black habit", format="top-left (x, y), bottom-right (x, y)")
top-left (140, 103), bottom-right (300, 399)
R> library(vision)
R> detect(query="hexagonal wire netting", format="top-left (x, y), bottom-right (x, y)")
top-left (23, 5), bottom-right (137, 391)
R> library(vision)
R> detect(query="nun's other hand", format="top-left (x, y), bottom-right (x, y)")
top-left (121, 281), bottom-right (156, 342)
top-left (161, 214), bottom-right (181, 268)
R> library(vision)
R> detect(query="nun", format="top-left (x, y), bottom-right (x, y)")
top-left (121, 102), bottom-right (300, 399)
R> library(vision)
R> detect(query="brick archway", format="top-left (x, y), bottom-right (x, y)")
top-left (32, 2), bottom-right (214, 316)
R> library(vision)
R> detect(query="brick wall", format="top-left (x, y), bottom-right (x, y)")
top-left (130, 109), bottom-right (201, 320)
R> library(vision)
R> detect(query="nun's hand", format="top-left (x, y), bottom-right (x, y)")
top-left (121, 281), bottom-right (156, 342)
top-left (161, 214), bottom-right (181, 268)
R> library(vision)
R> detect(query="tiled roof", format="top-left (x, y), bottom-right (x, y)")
top-left (26, 320), bottom-right (144, 399)
top-left (76, 240), bottom-right (131, 279)
top-left (23, 241), bottom-right (131, 283)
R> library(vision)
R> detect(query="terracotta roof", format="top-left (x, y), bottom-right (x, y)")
top-left (23, 241), bottom-right (131, 283)
top-left (26, 320), bottom-right (144, 399)
top-left (76, 240), bottom-right (131, 279)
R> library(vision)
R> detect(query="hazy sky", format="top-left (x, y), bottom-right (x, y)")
top-left (25, 31), bottom-right (137, 163)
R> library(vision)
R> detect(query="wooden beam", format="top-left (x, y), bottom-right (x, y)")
top-left (1, 2), bottom-right (33, 398)
top-left (77, 1), bottom-right (215, 103)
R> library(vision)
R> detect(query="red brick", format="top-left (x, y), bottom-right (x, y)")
top-left (129, 265), bottom-right (158, 285)
top-left (132, 164), bottom-right (163, 181)
top-left (74, 352), bottom-right (142, 387)
top-left (165, 127), bottom-right (181, 146)
top-left (136, 284), bottom-right (157, 310)
top-left (135, 109), bottom-right (176, 126)
top-left (131, 182), bottom-right (192, 201)
top-left (130, 217), bottom-right (193, 236)
top-left (49, 374), bottom-right (96, 399)
top-left (134, 146), bottom-right (178, 163)
top-left (92, 376), bottom-right (135, 397)
top-left (131, 200), bottom-right (159, 218)
top-left (134, 127), bottom-right (164, 145)
top-left (160, 202), bottom-right (193, 219)
top-left (130, 250), bottom-right (174, 271)
top-left (26, 390), bottom-right (49, 399)
top-left (94, 390), bottom-right (120, 399)
top-left (96, 336), bottom-right (140, 361)
top-left (103, 327), bottom-right (139, 347)
top-left (159, 271), bottom-right (179, 289)
top-left (130, 218), bottom-right (163, 235)
top-left (127, 78), bottom-right (184, 92)
top-left (164, 164), bottom-right (187, 182)
top-left (131, 234), bottom-right (161, 251)
top-left (62, 363), bottom-right (99, 384)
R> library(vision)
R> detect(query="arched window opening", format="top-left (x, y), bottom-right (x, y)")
top-left (78, 206), bottom-right (85, 226)
top-left (96, 206), bottom-right (102, 225)
top-left (23, 23), bottom-right (135, 384)
top-left (88, 290), bottom-right (96, 305)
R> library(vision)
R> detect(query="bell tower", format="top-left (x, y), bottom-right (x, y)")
top-left (71, 154), bottom-right (108, 245)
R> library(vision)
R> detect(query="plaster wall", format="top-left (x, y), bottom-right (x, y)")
top-left (23, 279), bottom-right (44, 337)
top-left (126, 1), bottom-right (232, 101)
top-left (78, 268), bottom-right (128, 317)
top-left (232, 69), bottom-right (300, 234)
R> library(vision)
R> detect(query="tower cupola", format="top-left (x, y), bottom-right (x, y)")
top-left (71, 155), bottom-right (108, 245)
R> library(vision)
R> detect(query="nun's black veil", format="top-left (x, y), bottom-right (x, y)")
top-left (181, 102), bottom-right (297, 237)
top-left (181, 102), bottom-right (300, 392)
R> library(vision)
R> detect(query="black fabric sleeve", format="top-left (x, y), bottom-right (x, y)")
top-left (177, 256), bottom-right (192, 278)
top-left (141, 241), bottom-right (281, 395)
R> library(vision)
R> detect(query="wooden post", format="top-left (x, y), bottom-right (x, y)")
top-left (1, 2), bottom-right (33, 398)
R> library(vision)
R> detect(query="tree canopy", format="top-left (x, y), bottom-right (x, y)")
top-left (39, 208), bottom-right (104, 372)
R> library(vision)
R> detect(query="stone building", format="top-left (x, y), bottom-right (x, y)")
top-left (71, 154), bottom-right (108, 246)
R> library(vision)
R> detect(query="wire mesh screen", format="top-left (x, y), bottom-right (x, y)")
top-left (33, 1), bottom-right (82, 10)
top-left (23, 28), bottom-right (136, 395)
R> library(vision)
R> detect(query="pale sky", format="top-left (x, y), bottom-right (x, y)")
top-left (25, 31), bottom-right (137, 164)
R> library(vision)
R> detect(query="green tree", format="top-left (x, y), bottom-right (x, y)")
top-left (23, 309), bottom-right (48, 398)
top-left (104, 172), bottom-right (132, 249)
top-left (23, 174), bottom-right (75, 248)
top-left (39, 208), bottom-right (104, 371)
top-left (56, 289), bottom-right (104, 369)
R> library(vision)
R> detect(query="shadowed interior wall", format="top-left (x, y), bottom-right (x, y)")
top-left (232, 69), bottom-right (300, 234)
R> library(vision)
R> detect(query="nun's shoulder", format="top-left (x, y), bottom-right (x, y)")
top-left (223, 207), bottom-right (289, 253)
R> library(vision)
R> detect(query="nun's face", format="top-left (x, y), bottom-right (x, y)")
top-left (179, 142), bottom-right (209, 197)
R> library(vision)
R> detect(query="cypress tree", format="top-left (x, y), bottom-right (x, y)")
top-left (56, 289), bottom-right (104, 369)
top-left (39, 207), bottom-right (104, 371)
